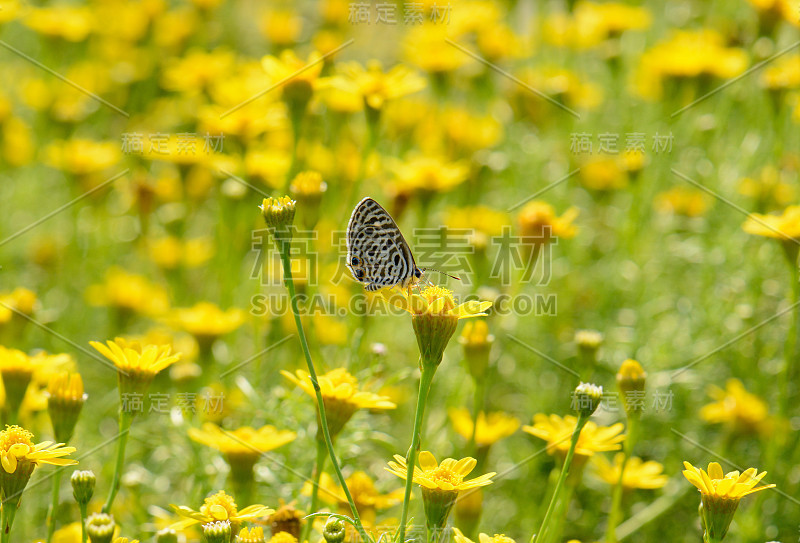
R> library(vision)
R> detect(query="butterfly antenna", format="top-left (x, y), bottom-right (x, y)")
top-left (421, 268), bottom-right (461, 282)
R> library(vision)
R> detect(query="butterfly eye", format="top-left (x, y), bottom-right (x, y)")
top-left (414, 269), bottom-right (422, 278)
top-left (351, 256), bottom-right (361, 266)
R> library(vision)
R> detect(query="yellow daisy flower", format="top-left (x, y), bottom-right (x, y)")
top-left (448, 408), bottom-right (520, 448)
top-left (523, 414), bottom-right (625, 465)
top-left (386, 451), bottom-right (495, 492)
top-left (0, 424), bottom-right (77, 474)
top-left (387, 451), bottom-right (495, 534)
top-left (171, 490), bottom-right (273, 532)
top-left (592, 453), bottom-right (668, 490)
top-left (683, 461), bottom-right (774, 499)
top-left (452, 527), bottom-right (516, 543)
top-left (89, 337), bottom-right (181, 396)
top-left (381, 285), bottom-right (491, 319)
top-left (382, 285), bottom-right (491, 367)
top-left (281, 368), bottom-right (395, 437)
top-left (683, 461), bottom-right (775, 541)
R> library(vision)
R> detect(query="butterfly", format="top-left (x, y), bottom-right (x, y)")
top-left (346, 197), bottom-right (423, 292)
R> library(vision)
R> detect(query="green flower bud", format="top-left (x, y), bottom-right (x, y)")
top-left (71, 470), bottom-right (95, 505)
top-left (322, 517), bottom-right (346, 543)
top-left (86, 513), bottom-right (115, 543)
top-left (573, 382), bottom-right (603, 417)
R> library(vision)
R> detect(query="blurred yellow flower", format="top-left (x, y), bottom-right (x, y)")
top-left (148, 236), bottom-right (215, 270)
top-left (45, 139), bottom-right (120, 177)
top-left (86, 268), bottom-right (169, 316)
top-left (404, 26), bottom-right (471, 74)
top-left (442, 109), bottom-right (503, 152)
top-left (303, 471), bottom-right (403, 525)
top-left (189, 423), bottom-right (295, 481)
top-left (579, 157), bottom-right (628, 191)
top-left (514, 67), bottom-right (604, 112)
top-left (324, 60), bottom-right (426, 110)
top-left (738, 165), bottom-right (796, 208)
top-left (388, 155), bottom-right (469, 195)
top-left (246, 147), bottom-right (292, 189)
top-left (543, 2), bottom-right (651, 49)
top-left (259, 10), bottom-right (302, 45)
top-left (518, 201), bottom-right (579, 241)
top-left (523, 414), bottom-right (625, 462)
top-left (171, 490), bottom-right (272, 531)
top-left (0, 288), bottom-right (36, 323)
top-left (746, 0), bottom-right (800, 27)
top-left (24, 5), bottom-right (92, 41)
top-left (261, 50), bottom-right (324, 96)
top-left (446, 206), bottom-right (509, 238)
top-left (654, 187), bottom-right (713, 217)
top-left (189, 423), bottom-right (296, 456)
top-left (635, 30), bottom-right (748, 100)
top-left (281, 368), bottom-right (395, 437)
top-left (2, 117), bottom-right (34, 167)
top-left (0, 0), bottom-right (21, 24)
top-left (592, 453), bottom-right (668, 490)
top-left (448, 408), bottom-right (519, 447)
top-left (761, 54), bottom-right (800, 90)
top-left (168, 302), bottom-right (246, 348)
top-left (161, 49), bottom-right (235, 93)
top-left (742, 205), bottom-right (800, 240)
top-left (699, 379), bottom-right (771, 434)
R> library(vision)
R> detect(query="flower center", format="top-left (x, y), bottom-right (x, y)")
top-left (0, 425), bottom-right (34, 453)
top-left (430, 466), bottom-right (463, 487)
top-left (201, 490), bottom-right (238, 520)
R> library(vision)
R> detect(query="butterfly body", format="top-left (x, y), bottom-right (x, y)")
top-left (346, 197), bottom-right (423, 291)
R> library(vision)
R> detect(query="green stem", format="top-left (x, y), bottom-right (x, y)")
top-left (532, 413), bottom-right (589, 543)
top-left (468, 378), bottom-right (486, 457)
top-left (78, 502), bottom-right (88, 543)
top-left (780, 252), bottom-right (799, 418)
top-left (301, 440), bottom-right (327, 543)
top-left (399, 363), bottom-right (436, 543)
top-left (278, 244), bottom-right (371, 543)
top-left (102, 410), bottom-right (133, 514)
top-left (606, 418), bottom-right (637, 543)
top-left (615, 481), bottom-right (690, 540)
top-left (46, 469), bottom-right (64, 543)
top-left (1, 500), bottom-right (17, 543)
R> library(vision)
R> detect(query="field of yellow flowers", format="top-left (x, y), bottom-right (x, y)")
top-left (1, 0), bottom-right (799, 542)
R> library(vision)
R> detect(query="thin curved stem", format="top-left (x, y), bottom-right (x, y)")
top-left (532, 413), bottom-right (589, 543)
top-left (102, 410), bottom-right (132, 514)
top-left (278, 245), bottom-right (371, 543)
top-left (398, 363), bottom-right (436, 543)
top-left (301, 440), bottom-right (327, 543)
top-left (606, 417), bottom-right (637, 543)
top-left (46, 469), bottom-right (63, 543)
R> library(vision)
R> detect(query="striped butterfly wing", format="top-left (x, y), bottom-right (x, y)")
top-left (346, 197), bottom-right (419, 291)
